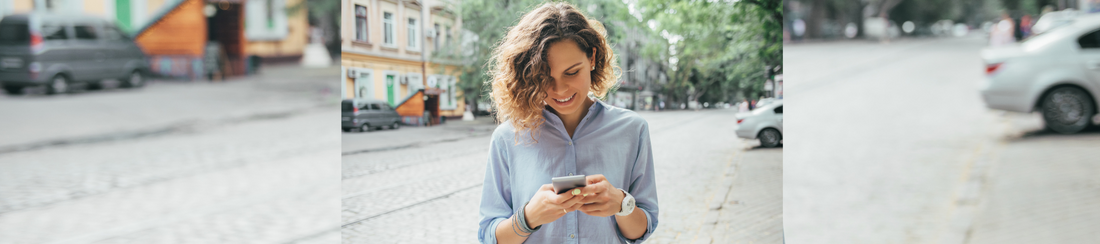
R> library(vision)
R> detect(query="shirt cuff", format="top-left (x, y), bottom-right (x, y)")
top-left (482, 217), bottom-right (506, 244)
top-left (619, 207), bottom-right (656, 243)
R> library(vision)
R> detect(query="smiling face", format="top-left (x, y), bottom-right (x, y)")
top-left (543, 40), bottom-right (596, 118)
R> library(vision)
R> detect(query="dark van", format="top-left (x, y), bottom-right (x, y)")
top-left (342, 99), bottom-right (401, 132)
top-left (0, 13), bottom-right (149, 95)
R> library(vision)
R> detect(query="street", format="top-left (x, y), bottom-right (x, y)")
top-left (340, 108), bottom-right (783, 243)
top-left (0, 66), bottom-right (342, 244)
top-left (785, 35), bottom-right (1100, 244)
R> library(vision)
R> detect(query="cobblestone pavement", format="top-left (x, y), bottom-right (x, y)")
top-left (340, 108), bottom-right (783, 243)
top-left (786, 35), bottom-right (1100, 244)
top-left (0, 65), bottom-right (342, 244)
top-left (965, 112), bottom-right (1100, 244)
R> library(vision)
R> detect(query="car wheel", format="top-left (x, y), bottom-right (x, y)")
top-left (360, 123), bottom-right (372, 132)
top-left (1041, 86), bottom-right (1095, 134)
top-left (121, 71), bottom-right (145, 88)
top-left (2, 86), bottom-right (23, 95)
top-left (46, 75), bottom-right (69, 95)
top-left (758, 128), bottom-right (782, 148)
top-left (392, 122), bottom-right (400, 129)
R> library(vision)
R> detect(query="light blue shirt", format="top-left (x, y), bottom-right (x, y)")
top-left (478, 100), bottom-right (659, 244)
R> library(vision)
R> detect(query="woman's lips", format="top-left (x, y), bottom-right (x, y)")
top-left (552, 93), bottom-right (576, 106)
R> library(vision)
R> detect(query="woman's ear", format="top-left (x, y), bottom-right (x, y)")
top-left (590, 48), bottom-right (597, 70)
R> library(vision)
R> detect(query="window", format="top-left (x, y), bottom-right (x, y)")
top-left (445, 25), bottom-right (451, 47)
top-left (0, 24), bottom-right (30, 44)
top-left (773, 106), bottom-right (783, 114)
top-left (379, 103), bottom-right (392, 111)
top-left (102, 25), bottom-right (124, 41)
top-left (433, 23), bottom-right (440, 51)
top-left (408, 18), bottom-right (418, 50)
top-left (74, 25), bottom-right (99, 40)
top-left (383, 12), bottom-right (394, 46)
top-left (355, 5), bottom-right (368, 41)
top-left (370, 103), bottom-right (382, 110)
top-left (42, 24), bottom-right (68, 40)
top-left (1078, 29), bottom-right (1100, 49)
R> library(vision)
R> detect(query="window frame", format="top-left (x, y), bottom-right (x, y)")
top-left (383, 12), bottom-right (395, 47)
top-left (355, 5), bottom-right (368, 42)
top-left (407, 17), bottom-right (419, 51)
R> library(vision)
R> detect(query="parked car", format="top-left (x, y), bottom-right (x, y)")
top-left (980, 14), bottom-right (1100, 134)
top-left (736, 100), bottom-right (783, 147)
top-left (1031, 9), bottom-right (1081, 37)
top-left (0, 13), bottom-right (149, 95)
top-left (342, 99), bottom-right (401, 132)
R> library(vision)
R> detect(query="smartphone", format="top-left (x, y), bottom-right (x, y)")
top-left (552, 175), bottom-right (587, 194)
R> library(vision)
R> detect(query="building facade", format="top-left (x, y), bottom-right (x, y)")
top-left (341, 0), bottom-right (465, 123)
top-left (0, 0), bottom-right (309, 78)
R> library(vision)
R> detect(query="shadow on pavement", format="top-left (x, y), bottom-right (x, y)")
top-left (1013, 125), bottom-right (1100, 141)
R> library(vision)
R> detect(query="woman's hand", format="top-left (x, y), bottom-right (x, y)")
top-left (577, 174), bottom-right (625, 217)
top-left (524, 184), bottom-right (587, 228)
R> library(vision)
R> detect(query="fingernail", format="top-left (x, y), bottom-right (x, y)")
top-left (572, 189), bottom-right (581, 195)
top-left (583, 193), bottom-right (588, 197)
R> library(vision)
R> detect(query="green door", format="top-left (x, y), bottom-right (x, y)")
top-left (116, 0), bottom-right (132, 33)
top-left (386, 75), bottom-right (395, 107)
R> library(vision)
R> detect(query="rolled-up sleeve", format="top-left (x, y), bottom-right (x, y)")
top-left (478, 135), bottom-right (513, 244)
top-left (617, 121), bottom-right (659, 243)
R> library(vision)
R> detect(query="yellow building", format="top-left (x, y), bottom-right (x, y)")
top-left (0, 0), bottom-right (309, 64)
top-left (341, 0), bottom-right (466, 123)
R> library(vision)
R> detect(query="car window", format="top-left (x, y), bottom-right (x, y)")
top-left (1077, 28), bottom-right (1100, 49)
top-left (379, 103), bottom-right (392, 111)
top-left (359, 103), bottom-right (371, 110)
top-left (370, 104), bottom-right (382, 110)
top-left (73, 24), bottom-right (99, 40)
top-left (101, 25), bottom-right (124, 41)
top-left (0, 23), bottom-right (29, 44)
top-left (42, 24), bottom-right (68, 40)
top-left (342, 102), bottom-right (355, 112)
top-left (773, 105), bottom-right (783, 114)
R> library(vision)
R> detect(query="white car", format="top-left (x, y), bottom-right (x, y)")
top-left (1032, 9), bottom-right (1081, 36)
top-left (736, 100), bottom-right (783, 147)
top-left (980, 13), bottom-right (1100, 134)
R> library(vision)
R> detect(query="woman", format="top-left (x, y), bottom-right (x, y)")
top-left (477, 3), bottom-right (658, 244)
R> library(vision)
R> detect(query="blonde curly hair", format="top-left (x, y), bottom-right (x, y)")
top-left (488, 2), bottom-right (619, 144)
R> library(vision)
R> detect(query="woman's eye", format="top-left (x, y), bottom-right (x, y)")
top-left (565, 70), bottom-right (579, 76)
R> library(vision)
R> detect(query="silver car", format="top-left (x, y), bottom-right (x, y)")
top-left (980, 14), bottom-right (1100, 134)
top-left (736, 100), bottom-right (783, 147)
top-left (342, 99), bottom-right (402, 132)
top-left (0, 13), bottom-right (149, 95)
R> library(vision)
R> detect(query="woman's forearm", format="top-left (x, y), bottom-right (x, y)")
top-left (493, 216), bottom-right (531, 244)
top-left (614, 208), bottom-right (648, 240)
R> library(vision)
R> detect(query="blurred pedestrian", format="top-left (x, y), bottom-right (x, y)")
top-left (479, 3), bottom-right (658, 244)
top-left (749, 99), bottom-right (756, 110)
top-left (1021, 14), bottom-right (1033, 38)
top-left (739, 99), bottom-right (749, 113)
top-left (990, 12), bottom-right (1015, 46)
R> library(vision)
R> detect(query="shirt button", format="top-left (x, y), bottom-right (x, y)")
top-left (568, 172), bottom-right (574, 176)
top-left (569, 141), bottom-right (573, 145)
top-left (570, 234), bottom-right (575, 238)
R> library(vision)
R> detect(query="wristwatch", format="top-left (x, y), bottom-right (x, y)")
top-left (615, 188), bottom-right (636, 216)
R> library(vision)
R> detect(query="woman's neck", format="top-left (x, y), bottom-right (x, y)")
top-left (553, 97), bottom-right (595, 138)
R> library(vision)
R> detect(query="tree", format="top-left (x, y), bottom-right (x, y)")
top-left (638, 0), bottom-right (782, 106)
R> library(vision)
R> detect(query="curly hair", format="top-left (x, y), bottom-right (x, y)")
top-left (488, 2), bottom-right (619, 144)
